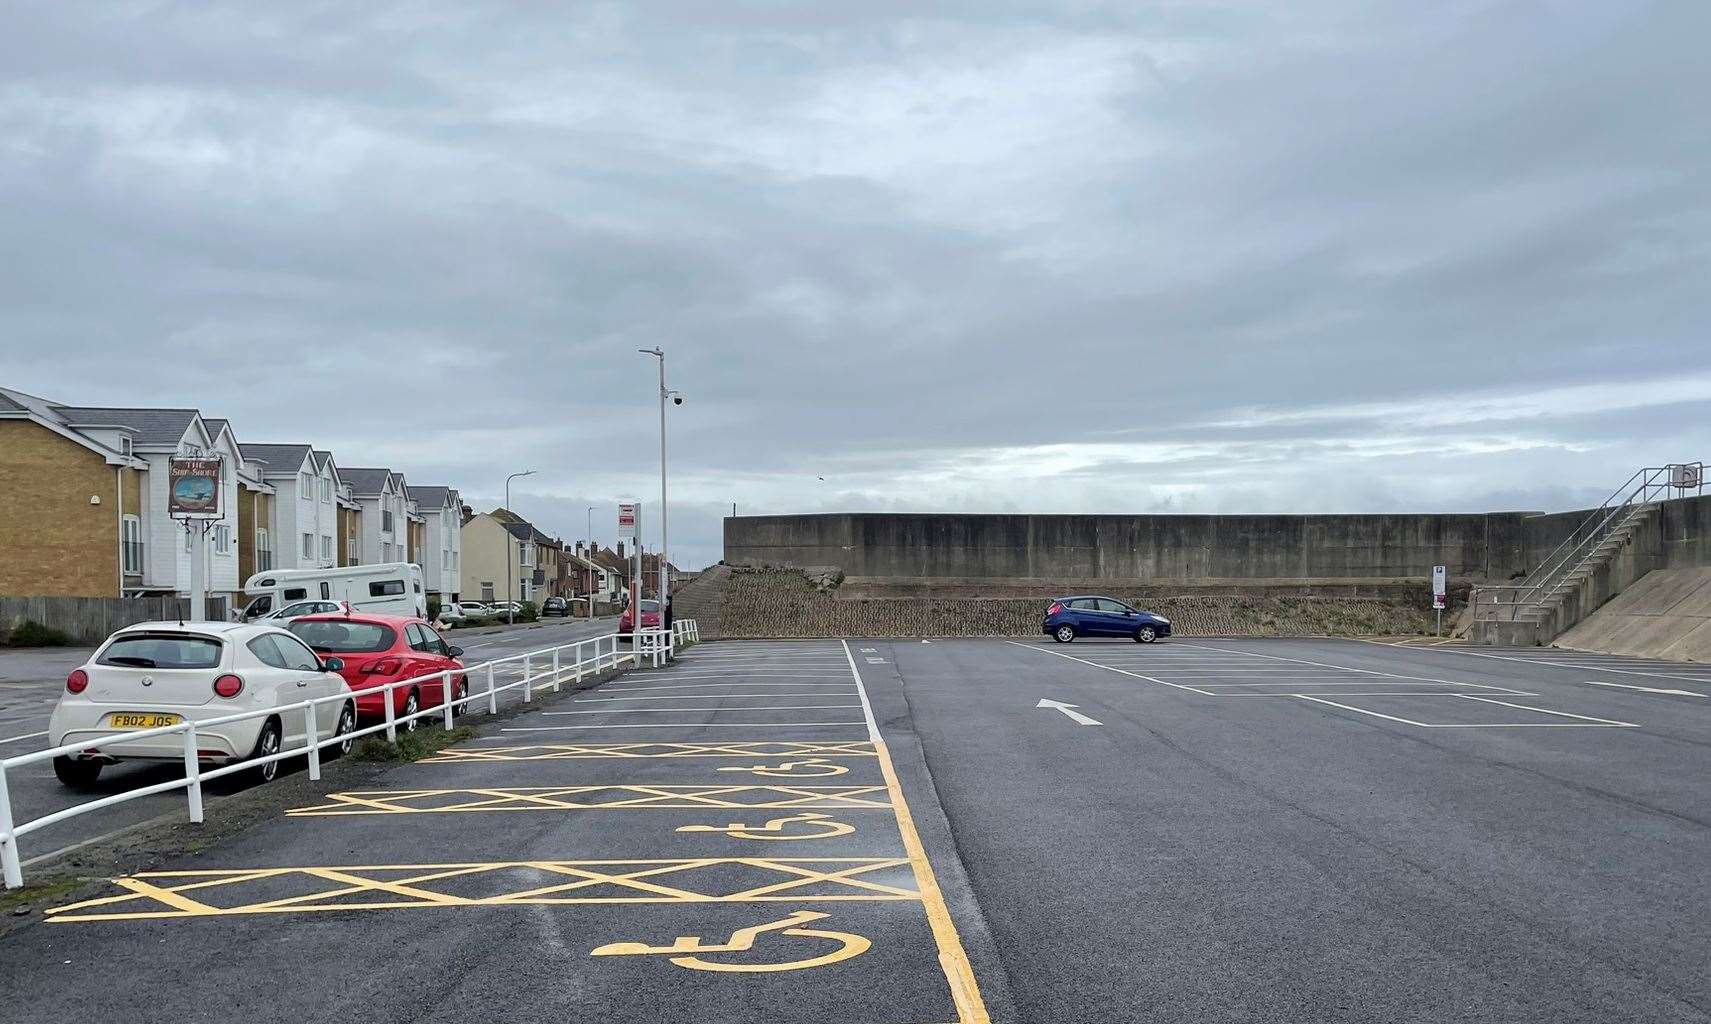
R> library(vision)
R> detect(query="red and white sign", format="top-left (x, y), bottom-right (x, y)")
top-left (617, 502), bottom-right (637, 541)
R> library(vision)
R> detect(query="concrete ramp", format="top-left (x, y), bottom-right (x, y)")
top-left (1555, 568), bottom-right (1711, 661)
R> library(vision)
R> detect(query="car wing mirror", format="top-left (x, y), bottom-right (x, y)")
top-left (446, 645), bottom-right (464, 658)
top-left (322, 657), bottom-right (345, 672)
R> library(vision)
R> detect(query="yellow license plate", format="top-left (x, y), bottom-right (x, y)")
top-left (108, 713), bottom-right (182, 729)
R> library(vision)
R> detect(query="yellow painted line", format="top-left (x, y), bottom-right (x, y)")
top-left (842, 640), bottom-right (990, 1024)
top-left (46, 857), bottom-right (922, 922)
top-left (285, 785), bottom-right (895, 816)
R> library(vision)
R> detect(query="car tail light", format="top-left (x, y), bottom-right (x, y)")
top-left (364, 657), bottom-right (403, 676)
top-left (1047, 602), bottom-right (1063, 616)
top-left (212, 674), bottom-right (244, 699)
top-left (66, 669), bottom-right (89, 694)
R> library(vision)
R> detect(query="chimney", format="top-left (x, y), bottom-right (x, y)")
top-left (616, 541), bottom-right (625, 561)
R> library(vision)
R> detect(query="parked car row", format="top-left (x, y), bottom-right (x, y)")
top-left (48, 611), bottom-right (469, 789)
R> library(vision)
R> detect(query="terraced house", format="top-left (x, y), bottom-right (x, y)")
top-left (408, 485), bottom-right (463, 602)
top-left (0, 387), bottom-right (244, 609)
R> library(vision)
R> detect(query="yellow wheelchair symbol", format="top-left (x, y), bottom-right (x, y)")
top-left (676, 812), bottom-right (855, 841)
top-left (717, 759), bottom-right (849, 778)
top-left (591, 911), bottom-right (870, 972)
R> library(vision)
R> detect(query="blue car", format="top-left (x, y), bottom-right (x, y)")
top-left (1043, 596), bottom-right (1172, 644)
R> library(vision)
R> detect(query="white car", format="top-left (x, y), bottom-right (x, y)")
top-left (266, 600), bottom-right (343, 622)
top-left (49, 621), bottom-right (357, 788)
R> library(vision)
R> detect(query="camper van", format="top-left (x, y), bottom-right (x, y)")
top-left (238, 563), bottom-right (428, 622)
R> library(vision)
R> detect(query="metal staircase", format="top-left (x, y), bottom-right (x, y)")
top-left (1471, 463), bottom-right (1702, 641)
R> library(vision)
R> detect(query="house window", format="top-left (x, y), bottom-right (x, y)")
top-left (382, 510), bottom-right (394, 533)
top-left (257, 528), bottom-right (273, 571)
top-left (122, 516), bottom-right (143, 574)
top-left (118, 436), bottom-right (133, 455)
top-left (302, 533), bottom-right (314, 558)
top-left (481, 583), bottom-right (495, 601)
top-left (300, 472), bottom-right (314, 497)
top-left (321, 478), bottom-right (332, 503)
top-left (320, 536), bottom-right (333, 561)
top-left (214, 524), bottom-right (231, 554)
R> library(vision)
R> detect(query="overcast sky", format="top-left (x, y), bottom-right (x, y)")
top-left (2, 2), bottom-right (1707, 569)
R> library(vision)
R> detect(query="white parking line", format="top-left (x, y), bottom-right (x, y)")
top-left (501, 722), bottom-right (867, 731)
top-left (1584, 680), bottom-right (1707, 697)
top-left (573, 692), bottom-right (859, 702)
top-left (1340, 637), bottom-right (1711, 685)
top-left (1166, 641), bottom-right (1531, 694)
top-left (0, 730), bottom-right (48, 746)
top-left (597, 682), bottom-right (856, 693)
top-left (542, 705), bottom-right (864, 715)
top-left (1005, 641), bottom-right (1216, 694)
top-left (1455, 694), bottom-right (1637, 725)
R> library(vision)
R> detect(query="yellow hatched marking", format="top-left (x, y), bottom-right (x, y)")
top-left (285, 785), bottom-right (893, 816)
top-left (419, 740), bottom-right (878, 763)
top-left (46, 858), bottom-right (919, 922)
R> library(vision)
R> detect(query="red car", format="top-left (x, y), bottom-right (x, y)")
top-left (288, 613), bottom-right (468, 728)
top-left (618, 599), bottom-right (662, 640)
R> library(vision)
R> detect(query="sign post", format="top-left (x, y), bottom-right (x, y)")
top-left (170, 457), bottom-right (224, 621)
top-left (618, 502), bottom-right (640, 642)
top-left (1431, 565), bottom-right (1447, 637)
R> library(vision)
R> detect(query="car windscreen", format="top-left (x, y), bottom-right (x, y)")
top-left (639, 600), bottom-right (660, 612)
top-left (288, 620), bottom-right (396, 654)
top-left (98, 634), bottom-right (223, 669)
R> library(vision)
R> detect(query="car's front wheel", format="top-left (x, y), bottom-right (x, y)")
top-left (53, 755), bottom-right (102, 789)
top-left (1053, 624), bottom-right (1077, 643)
top-left (451, 678), bottom-right (469, 717)
top-left (401, 690), bottom-right (420, 732)
top-left (1134, 625), bottom-right (1158, 643)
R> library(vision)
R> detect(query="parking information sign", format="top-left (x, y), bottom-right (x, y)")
top-left (618, 503), bottom-right (637, 542)
top-left (1432, 565), bottom-right (1447, 625)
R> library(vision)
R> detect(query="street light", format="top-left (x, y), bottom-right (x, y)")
top-left (505, 469), bottom-right (536, 625)
top-left (638, 347), bottom-right (678, 623)
top-left (585, 505), bottom-right (597, 619)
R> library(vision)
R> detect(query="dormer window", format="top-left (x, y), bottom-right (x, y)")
top-left (118, 436), bottom-right (133, 455)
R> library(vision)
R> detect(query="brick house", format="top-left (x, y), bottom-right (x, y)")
top-left (0, 387), bottom-right (242, 607)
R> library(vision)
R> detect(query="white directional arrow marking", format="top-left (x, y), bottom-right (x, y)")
top-left (1037, 698), bottom-right (1102, 726)
top-left (1585, 680), bottom-right (1706, 697)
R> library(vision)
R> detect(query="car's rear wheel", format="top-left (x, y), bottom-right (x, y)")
top-left (249, 719), bottom-right (283, 784)
top-left (1134, 625), bottom-right (1158, 643)
top-left (1053, 624), bottom-right (1077, 643)
top-left (331, 702), bottom-right (356, 758)
top-left (400, 689), bottom-right (421, 732)
top-left (53, 755), bottom-right (102, 789)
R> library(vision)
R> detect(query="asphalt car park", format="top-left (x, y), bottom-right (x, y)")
top-left (5, 634), bottom-right (1709, 1024)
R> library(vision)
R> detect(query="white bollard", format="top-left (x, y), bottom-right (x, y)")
top-left (383, 683), bottom-right (397, 743)
top-left (486, 662), bottom-right (498, 715)
top-left (182, 723), bottom-right (204, 823)
top-left (1, 763), bottom-right (23, 889)
top-left (552, 648), bottom-right (561, 692)
top-left (305, 705), bottom-right (321, 781)
top-left (442, 673), bottom-right (455, 730)
top-left (522, 654), bottom-right (532, 703)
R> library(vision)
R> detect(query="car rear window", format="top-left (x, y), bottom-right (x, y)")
top-left (98, 634), bottom-right (223, 669)
top-left (639, 600), bottom-right (660, 612)
top-left (288, 620), bottom-right (395, 654)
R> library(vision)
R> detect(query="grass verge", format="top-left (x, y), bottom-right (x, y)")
top-left (352, 724), bottom-right (477, 762)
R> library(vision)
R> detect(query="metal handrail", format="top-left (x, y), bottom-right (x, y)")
top-left (1513, 463), bottom-right (1702, 608)
top-left (0, 619), bottom-right (697, 889)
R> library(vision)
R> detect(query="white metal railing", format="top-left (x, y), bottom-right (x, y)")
top-left (0, 619), bottom-right (697, 889)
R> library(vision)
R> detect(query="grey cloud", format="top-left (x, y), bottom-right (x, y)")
top-left (2, 1), bottom-right (1708, 571)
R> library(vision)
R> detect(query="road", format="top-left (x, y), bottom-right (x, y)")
top-left (0, 616), bottom-right (618, 868)
top-left (4, 636), bottom-right (1710, 1023)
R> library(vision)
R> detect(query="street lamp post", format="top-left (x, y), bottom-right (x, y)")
top-left (638, 348), bottom-right (677, 627)
top-left (505, 469), bottom-right (536, 625)
top-left (585, 505), bottom-right (597, 619)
